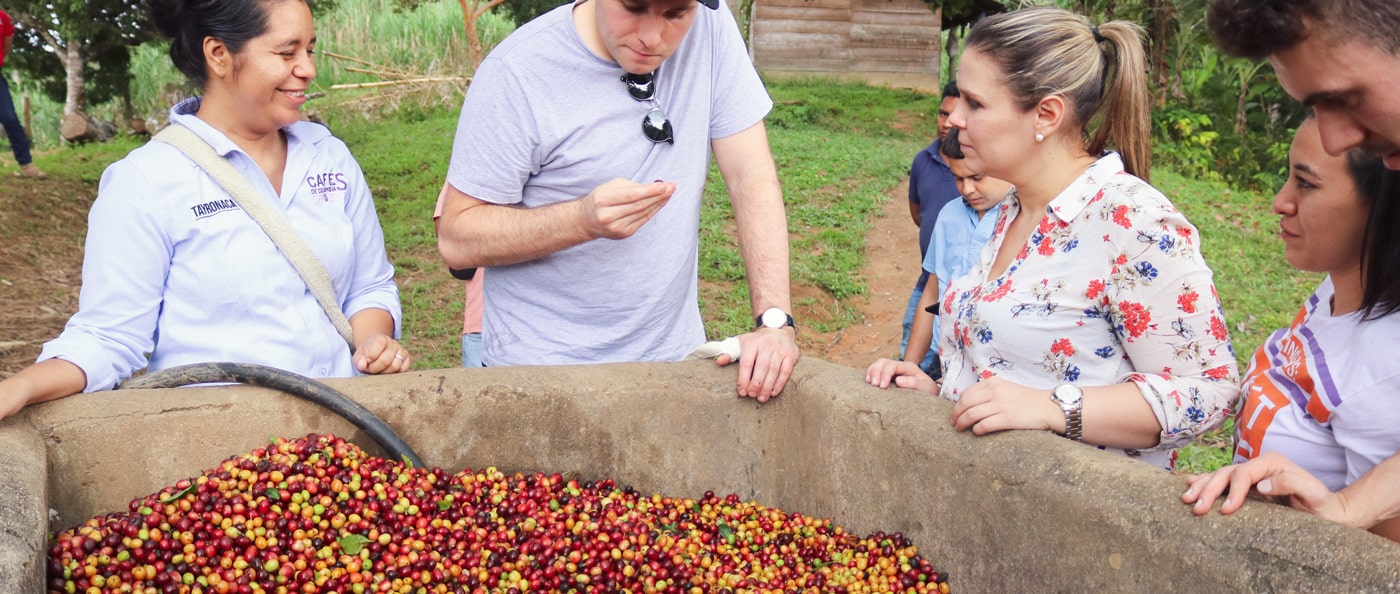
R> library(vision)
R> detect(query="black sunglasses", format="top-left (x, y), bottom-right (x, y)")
top-left (621, 71), bottom-right (673, 145)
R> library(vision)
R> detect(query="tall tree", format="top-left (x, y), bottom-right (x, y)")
top-left (6, 0), bottom-right (154, 116)
top-left (395, 0), bottom-right (506, 70)
top-left (935, 0), bottom-right (1009, 79)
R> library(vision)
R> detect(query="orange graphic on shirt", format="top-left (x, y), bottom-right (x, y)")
top-left (1235, 308), bottom-right (1328, 460)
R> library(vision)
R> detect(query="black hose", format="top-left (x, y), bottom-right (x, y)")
top-left (119, 362), bottom-right (425, 468)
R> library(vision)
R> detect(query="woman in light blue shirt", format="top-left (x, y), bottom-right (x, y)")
top-left (0, 0), bottom-right (409, 421)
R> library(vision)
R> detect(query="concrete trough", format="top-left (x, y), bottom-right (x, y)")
top-left (3, 358), bottom-right (1398, 593)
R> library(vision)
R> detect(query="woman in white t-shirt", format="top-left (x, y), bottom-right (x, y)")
top-left (1183, 117), bottom-right (1400, 541)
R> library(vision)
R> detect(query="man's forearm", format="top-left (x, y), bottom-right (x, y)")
top-left (735, 193), bottom-right (792, 315)
top-left (1339, 453), bottom-right (1400, 529)
top-left (437, 186), bottom-right (591, 269)
top-left (715, 123), bottom-right (792, 315)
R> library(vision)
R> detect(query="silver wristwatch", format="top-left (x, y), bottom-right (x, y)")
top-left (1050, 383), bottom-right (1084, 441)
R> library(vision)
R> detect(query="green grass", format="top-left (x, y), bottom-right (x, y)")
top-left (697, 78), bottom-right (943, 338)
top-left (1151, 169), bottom-right (1318, 474)
top-left (330, 104), bottom-right (461, 369)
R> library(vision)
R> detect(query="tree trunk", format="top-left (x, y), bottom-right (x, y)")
top-left (945, 25), bottom-right (961, 82)
top-left (1235, 74), bottom-right (1248, 137)
top-left (63, 42), bottom-right (86, 116)
top-left (60, 112), bottom-right (116, 143)
top-left (1145, 0), bottom-right (1176, 107)
top-left (459, 0), bottom-right (506, 71)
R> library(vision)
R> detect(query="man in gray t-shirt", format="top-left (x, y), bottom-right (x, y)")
top-left (437, 0), bottom-right (799, 401)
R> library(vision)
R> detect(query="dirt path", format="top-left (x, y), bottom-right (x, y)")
top-left (816, 178), bottom-right (922, 370)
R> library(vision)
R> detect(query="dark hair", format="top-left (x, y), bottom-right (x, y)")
top-left (1347, 150), bottom-right (1400, 319)
top-left (1208, 0), bottom-right (1400, 61)
top-left (942, 80), bottom-right (960, 100)
top-left (939, 128), bottom-right (965, 160)
top-left (965, 6), bottom-right (1152, 181)
top-left (147, 0), bottom-right (288, 88)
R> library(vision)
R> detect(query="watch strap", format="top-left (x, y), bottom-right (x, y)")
top-left (1063, 408), bottom-right (1083, 441)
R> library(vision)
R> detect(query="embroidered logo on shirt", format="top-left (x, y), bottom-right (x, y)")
top-left (191, 199), bottom-right (240, 220)
top-left (306, 172), bottom-right (348, 203)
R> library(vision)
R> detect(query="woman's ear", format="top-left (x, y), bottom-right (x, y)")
top-left (1033, 95), bottom-right (1070, 140)
top-left (203, 36), bottom-right (230, 78)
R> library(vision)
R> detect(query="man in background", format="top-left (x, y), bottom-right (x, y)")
top-left (900, 80), bottom-right (961, 378)
top-left (0, 7), bottom-right (44, 178)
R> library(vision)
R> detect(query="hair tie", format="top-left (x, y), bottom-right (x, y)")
top-left (1091, 26), bottom-right (1105, 43)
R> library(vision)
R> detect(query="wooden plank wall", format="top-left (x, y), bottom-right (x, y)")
top-left (750, 0), bottom-right (942, 79)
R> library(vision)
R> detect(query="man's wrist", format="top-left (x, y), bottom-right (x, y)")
top-left (754, 325), bottom-right (797, 337)
top-left (754, 307), bottom-right (795, 331)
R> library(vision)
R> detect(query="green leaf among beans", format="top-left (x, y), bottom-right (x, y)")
top-left (338, 534), bottom-right (372, 555)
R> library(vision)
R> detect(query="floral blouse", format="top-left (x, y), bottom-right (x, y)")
top-left (938, 153), bottom-right (1239, 470)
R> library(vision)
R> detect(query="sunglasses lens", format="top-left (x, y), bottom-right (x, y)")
top-left (622, 73), bottom-right (654, 101)
top-left (643, 109), bottom-right (673, 144)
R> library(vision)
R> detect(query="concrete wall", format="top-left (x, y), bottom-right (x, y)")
top-left (4, 359), bottom-right (1399, 592)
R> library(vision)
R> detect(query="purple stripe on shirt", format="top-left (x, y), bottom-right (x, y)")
top-left (1296, 323), bottom-right (1343, 407)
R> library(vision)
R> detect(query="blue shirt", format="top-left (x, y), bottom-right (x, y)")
top-left (922, 197), bottom-right (1000, 342)
top-left (908, 138), bottom-right (960, 287)
top-left (39, 98), bottom-right (401, 392)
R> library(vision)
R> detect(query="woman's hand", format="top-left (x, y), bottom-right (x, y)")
top-left (950, 375), bottom-right (1061, 435)
top-left (864, 358), bottom-right (939, 394)
top-left (354, 334), bottom-right (412, 374)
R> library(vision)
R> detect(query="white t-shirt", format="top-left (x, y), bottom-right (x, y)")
top-left (1233, 276), bottom-right (1400, 490)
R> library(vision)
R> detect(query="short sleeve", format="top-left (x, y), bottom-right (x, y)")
top-left (446, 59), bottom-right (538, 205)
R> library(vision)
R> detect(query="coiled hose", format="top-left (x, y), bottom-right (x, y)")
top-left (119, 362), bottom-right (424, 468)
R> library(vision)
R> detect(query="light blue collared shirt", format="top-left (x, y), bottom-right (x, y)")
top-left (39, 98), bottom-right (400, 391)
top-left (921, 197), bottom-right (1000, 342)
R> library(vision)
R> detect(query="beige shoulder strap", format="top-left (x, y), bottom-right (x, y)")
top-left (154, 124), bottom-right (356, 353)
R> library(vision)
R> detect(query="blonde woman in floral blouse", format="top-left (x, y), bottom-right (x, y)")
top-left (867, 6), bottom-right (1238, 470)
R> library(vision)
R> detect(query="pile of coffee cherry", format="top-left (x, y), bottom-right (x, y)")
top-left (49, 433), bottom-right (950, 594)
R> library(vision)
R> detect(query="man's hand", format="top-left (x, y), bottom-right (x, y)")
top-left (718, 327), bottom-right (798, 403)
top-left (579, 178), bottom-right (675, 240)
top-left (1182, 451), bottom-right (1349, 522)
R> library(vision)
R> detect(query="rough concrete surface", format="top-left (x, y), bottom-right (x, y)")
top-left (0, 420), bottom-right (49, 593)
top-left (3, 358), bottom-right (1399, 593)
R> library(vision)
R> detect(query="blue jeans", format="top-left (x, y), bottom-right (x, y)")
top-left (0, 71), bottom-right (33, 166)
top-left (900, 282), bottom-right (939, 377)
top-left (461, 332), bottom-right (484, 368)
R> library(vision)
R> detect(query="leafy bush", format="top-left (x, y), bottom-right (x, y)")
top-left (501, 0), bottom-right (567, 26)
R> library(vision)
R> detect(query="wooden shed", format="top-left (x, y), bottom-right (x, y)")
top-left (749, 0), bottom-right (945, 92)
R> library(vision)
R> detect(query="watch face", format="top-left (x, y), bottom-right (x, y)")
top-left (1052, 384), bottom-right (1082, 407)
top-left (761, 308), bottom-right (787, 328)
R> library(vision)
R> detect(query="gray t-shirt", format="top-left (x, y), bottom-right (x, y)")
top-left (447, 0), bottom-right (772, 366)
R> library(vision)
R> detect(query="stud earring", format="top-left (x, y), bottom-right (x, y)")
top-left (1035, 132), bottom-right (1045, 142)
